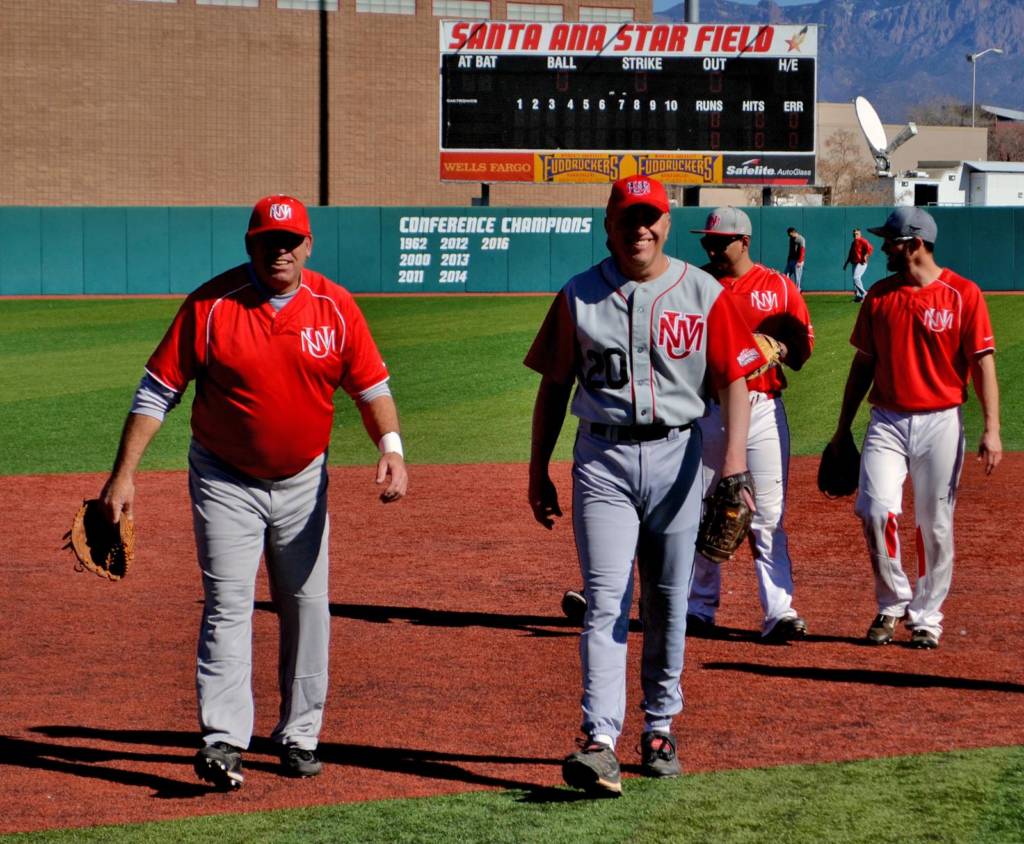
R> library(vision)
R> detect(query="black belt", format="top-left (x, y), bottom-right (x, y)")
top-left (586, 422), bottom-right (692, 443)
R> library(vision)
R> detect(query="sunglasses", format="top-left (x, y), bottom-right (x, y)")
top-left (699, 235), bottom-right (744, 249)
top-left (251, 230), bottom-right (307, 251)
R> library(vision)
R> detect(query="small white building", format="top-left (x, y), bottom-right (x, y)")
top-left (893, 160), bottom-right (1024, 207)
top-left (893, 161), bottom-right (965, 206)
top-left (959, 161), bottom-right (1024, 205)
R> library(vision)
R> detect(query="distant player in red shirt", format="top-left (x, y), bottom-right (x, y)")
top-left (784, 226), bottom-right (806, 290)
top-left (688, 207), bottom-right (815, 642)
top-left (843, 228), bottom-right (874, 302)
top-left (98, 195), bottom-right (408, 788)
top-left (829, 207), bottom-right (1001, 649)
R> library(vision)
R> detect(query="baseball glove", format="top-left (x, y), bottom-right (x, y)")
top-left (817, 432), bottom-right (861, 499)
top-left (746, 333), bottom-right (783, 380)
top-left (63, 499), bottom-right (135, 580)
top-left (697, 471), bottom-right (755, 564)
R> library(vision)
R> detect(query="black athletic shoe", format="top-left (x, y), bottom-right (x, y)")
top-left (639, 731), bottom-right (681, 778)
top-left (762, 616), bottom-right (808, 643)
top-left (281, 744), bottom-right (323, 778)
top-left (685, 613), bottom-right (718, 638)
top-left (194, 741), bottom-right (244, 790)
top-left (866, 613), bottom-right (899, 645)
top-left (561, 589), bottom-right (587, 627)
top-left (909, 628), bottom-right (940, 650)
top-left (562, 739), bottom-right (622, 796)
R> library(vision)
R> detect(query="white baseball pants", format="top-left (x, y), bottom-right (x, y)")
top-left (855, 406), bottom-right (965, 637)
top-left (852, 263), bottom-right (868, 298)
top-left (689, 394), bottom-right (799, 635)
top-left (189, 440), bottom-right (331, 752)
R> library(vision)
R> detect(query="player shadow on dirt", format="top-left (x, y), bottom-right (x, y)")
top-left (687, 624), bottom-right (867, 646)
top-left (4, 729), bottom-right (211, 799)
top-left (699, 663), bottom-right (1024, 694)
top-left (18, 726), bottom-right (585, 802)
top-left (253, 600), bottom-right (643, 637)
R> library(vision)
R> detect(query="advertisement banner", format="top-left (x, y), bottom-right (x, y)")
top-left (722, 154), bottom-right (815, 185)
top-left (440, 152), bottom-right (729, 184)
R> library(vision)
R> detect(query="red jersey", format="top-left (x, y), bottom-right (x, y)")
top-left (146, 265), bottom-right (389, 479)
top-left (716, 263), bottom-right (814, 395)
top-left (850, 268), bottom-right (995, 412)
top-left (847, 236), bottom-right (873, 265)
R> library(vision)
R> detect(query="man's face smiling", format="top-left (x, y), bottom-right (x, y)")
top-left (247, 231), bottom-right (311, 294)
top-left (605, 203), bottom-right (671, 280)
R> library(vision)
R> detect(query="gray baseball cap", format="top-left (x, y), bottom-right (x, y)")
top-left (867, 206), bottom-right (938, 242)
top-left (690, 206), bottom-right (752, 237)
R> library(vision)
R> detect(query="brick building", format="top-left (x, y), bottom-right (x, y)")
top-left (4, 0), bottom-right (643, 207)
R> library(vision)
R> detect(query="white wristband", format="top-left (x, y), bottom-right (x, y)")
top-left (378, 431), bottom-right (404, 457)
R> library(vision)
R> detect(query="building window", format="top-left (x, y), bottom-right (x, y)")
top-left (433, 0), bottom-right (489, 17)
top-left (579, 6), bottom-right (632, 22)
top-left (356, 0), bottom-right (415, 13)
top-left (279, 0), bottom-right (339, 8)
top-left (197, 0), bottom-right (259, 6)
top-left (506, 2), bottom-right (563, 21)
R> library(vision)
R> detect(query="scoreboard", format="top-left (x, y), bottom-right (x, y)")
top-left (440, 21), bottom-right (817, 186)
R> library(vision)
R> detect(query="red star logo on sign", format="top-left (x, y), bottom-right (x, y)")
top-left (786, 26), bottom-right (808, 52)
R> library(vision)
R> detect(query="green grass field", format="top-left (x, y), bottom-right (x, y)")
top-left (0, 294), bottom-right (1020, 475)
top-left (0, 294), bottom-right (1021, 841)
top-left (5, 747), bottom-right (1022, 843)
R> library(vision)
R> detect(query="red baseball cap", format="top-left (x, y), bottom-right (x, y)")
top-left (247, 195), bottom-right (312, 239)
top-left (606, 176), bottom-right (670, 216)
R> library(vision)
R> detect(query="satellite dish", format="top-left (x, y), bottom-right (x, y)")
top-left (853, 95), bottom-right (918, 178)
top-left (855, 96), bottom-right (888, 154)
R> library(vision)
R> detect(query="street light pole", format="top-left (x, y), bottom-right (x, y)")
top-left (967, 47), bottom-right (1004, 128)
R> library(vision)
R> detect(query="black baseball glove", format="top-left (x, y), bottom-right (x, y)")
top-left (817, 432), bottom-right (861, 498)
top-left (697, 471), bottom-right (755, 564)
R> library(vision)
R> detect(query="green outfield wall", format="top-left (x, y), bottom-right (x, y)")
top-left (1, 205), bottom-right (1021, 296)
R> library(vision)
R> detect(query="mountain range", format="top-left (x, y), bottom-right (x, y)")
top-left (657, 0), bottom-right (1023, 122)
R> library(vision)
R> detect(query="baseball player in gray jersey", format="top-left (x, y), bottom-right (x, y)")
top-left (526, 176), bottom-right (763, 797)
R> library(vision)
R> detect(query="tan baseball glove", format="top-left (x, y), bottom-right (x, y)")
top-left (63, 498), bottom-right (135, 580)
top-left (747, 333), bottom-right (784, 379)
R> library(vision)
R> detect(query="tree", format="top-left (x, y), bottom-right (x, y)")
top-left (908, 98), bottom-right (977, 127)
top-left (988, 123), bottom-right (1024, 162)
top-left (817, 129), bottom-right (888, 206)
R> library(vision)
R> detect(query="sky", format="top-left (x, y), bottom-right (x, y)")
top-left (654, 0), bottom-right (821, 11)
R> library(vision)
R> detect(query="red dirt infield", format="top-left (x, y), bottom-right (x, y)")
top-left (1, 457), bottom-right (1020, 834)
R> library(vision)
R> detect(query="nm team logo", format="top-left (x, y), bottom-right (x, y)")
top-left (922, 308), bottom-right (954, 332)
top-left (657, 311), bottom-right (704, 360)
top-left (270, 203), bottom-right (294, 222)
top-left (750, 290), bottom-right (778, 311)
top-left (301, 326), bottom-right (336, 359)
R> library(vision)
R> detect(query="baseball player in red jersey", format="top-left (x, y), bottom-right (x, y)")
top-left (687, 208), bottom-right (815, 642)
top-left (784, 227), bottom-right (806, 290)
top-left (843, 228), bottom-right (874, 302)
top-left (98, 195), bottom-right (408, 788)
top-left (829, 207), bottom-right (1001, 649)
top-left (527, 176), bottom-right (763, 796)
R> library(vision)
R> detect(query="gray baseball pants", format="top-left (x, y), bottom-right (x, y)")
top-left (571, 425), bottom-right (703, 744)
top-left (188, 440), bottom-right (331, 752)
